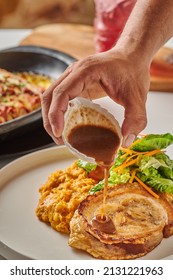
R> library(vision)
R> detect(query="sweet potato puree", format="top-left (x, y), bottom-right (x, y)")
top-left (35, 161), bottom-right (97, 234)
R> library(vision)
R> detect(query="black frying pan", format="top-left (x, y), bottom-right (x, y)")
top-left (0, 45), bottom-right (76, 142)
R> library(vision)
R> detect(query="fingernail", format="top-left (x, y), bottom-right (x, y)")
top-left (124, 134), bottom-right (136, 147)
top-left (52, 125), bottom-right (60, 138)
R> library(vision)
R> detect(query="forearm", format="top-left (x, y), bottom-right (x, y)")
top-left (114, 0), bottom-right (173, 64)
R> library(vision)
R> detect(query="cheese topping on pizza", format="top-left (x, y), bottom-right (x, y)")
top-left (0, 68), bottom-right (52, 124)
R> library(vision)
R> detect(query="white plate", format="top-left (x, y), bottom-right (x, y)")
top-left (0, 146), bottom-right (173, 260)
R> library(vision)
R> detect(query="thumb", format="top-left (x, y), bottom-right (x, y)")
top-left (121, 104), bottom-right (147, 147)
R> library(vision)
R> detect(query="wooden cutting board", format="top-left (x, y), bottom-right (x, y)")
top-left (20, 23), bottom-right (95, 59)
top-left (20, 23), bottom-right (173, 92)
top-left (150, 47), bottom-right (173, 92)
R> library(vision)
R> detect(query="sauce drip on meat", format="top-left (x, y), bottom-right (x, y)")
top-left (91, 214), bottom-right (116, 234)
top-left (68, 124), bottom-right (120, 234)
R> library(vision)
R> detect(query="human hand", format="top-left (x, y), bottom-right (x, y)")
top-left (41, 49), bottom-right (150, 147)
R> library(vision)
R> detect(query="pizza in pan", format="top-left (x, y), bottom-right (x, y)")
top-left (0, 68), bottom-right (52, 124)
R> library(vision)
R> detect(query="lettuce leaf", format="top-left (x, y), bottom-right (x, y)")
top-left (137, 168), bottom-right (173, 193)
top-left (89, 181), bottom-right (104, 194)
top-left (138, 153), bottom-right (173, 180)
top-left (77, 159), bottom-right (97, 173)
top-left (159, 167), bottom-right (173, 180)
top-left (89, 167), bottom-right (130, 194)
top-left (145, 177), bottom-right (173, 193)
top-left (108, 168), bottom-right (131, 185)
top-left (155, 153), bottom-right (173, 180)
top-left (79, 133), bottom-right (173, 195)
top-left (138, 155), bottom-right (168, 171)
top-left (131, 133), bottom-right (173, 151)
top-left (112, 149), bottom-right (126, 167)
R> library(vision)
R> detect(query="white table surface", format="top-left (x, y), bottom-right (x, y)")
top-left (0, 29), bottom-right (173, 260)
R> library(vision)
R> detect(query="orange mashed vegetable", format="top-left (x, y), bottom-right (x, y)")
top-left (35, 161), bottom-right (97, 234)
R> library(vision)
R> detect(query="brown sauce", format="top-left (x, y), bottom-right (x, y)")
top-left (101, 167), bottom-right (109, 218)
top-left (91, 214), bottom-right (116, 234)
top-left (68, 124), bottom-right (120, 166)
top-left (68, 124), bottom-right (120, 234)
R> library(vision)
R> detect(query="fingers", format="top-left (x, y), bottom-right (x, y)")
top-left (41, 64), bottom-right (75, 140)
top-left (41, 63), bottom-right (88, 141)
top-left (48, 70), bottom-right (88, 137)
top-left (121, 103), bottom-right (147, 147)
top-left (41, 55), bottom-right (102, 142)
top-left (41, 52), bottom-right (149, 149)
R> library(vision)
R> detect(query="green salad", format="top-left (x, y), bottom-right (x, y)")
top-left (77, 133), bottom-right (173, 195)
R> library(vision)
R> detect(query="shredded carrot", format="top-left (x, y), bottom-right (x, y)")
top-left (126, 153), bottom-right (138, 162)
top-left (128, 138), bottom-right (142, 149)
top-left (120, 147), bottom-right (129, 152)
top-left (120, 148), bottom-right (162, 162)
top-left (113, 166), bottom-right (122, 173)
top-left (134, 175), bottom-right (159, 199)
top-left (115, 148), bottom-right (163, 174)
top-left (114, 157), bottom-right (138, 174)
top-left (120, 151), bottom-right (133, 159)
top-left (129, 169), bottom-right (137, 183)
top-left (112, 132), bottom-right (168, 198)
top-left (143, 149), bottom-right (162, 157)
top-left (122, 158), bottom-right (138, 168)
top-left (128, 134), bottom-right (148, 149)
top-left (120, 147), bottom-right (134, 153)
top-left (113, 144), bottom-right (163, 198)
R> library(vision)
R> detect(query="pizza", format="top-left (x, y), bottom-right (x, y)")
top-left (0, 68), bottom-right (52, 124)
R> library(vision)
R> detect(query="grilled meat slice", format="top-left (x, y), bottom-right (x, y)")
top-left (69, 183), bottom-right (172, 259)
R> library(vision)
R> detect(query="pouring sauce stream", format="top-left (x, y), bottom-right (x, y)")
top-left (68, 124), bottom-right (120, 233)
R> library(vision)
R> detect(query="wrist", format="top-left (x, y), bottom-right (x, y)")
top-left (107, 37), bottom-right (152, 75)
top-left (111, 34), bottom-right (153, 67)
